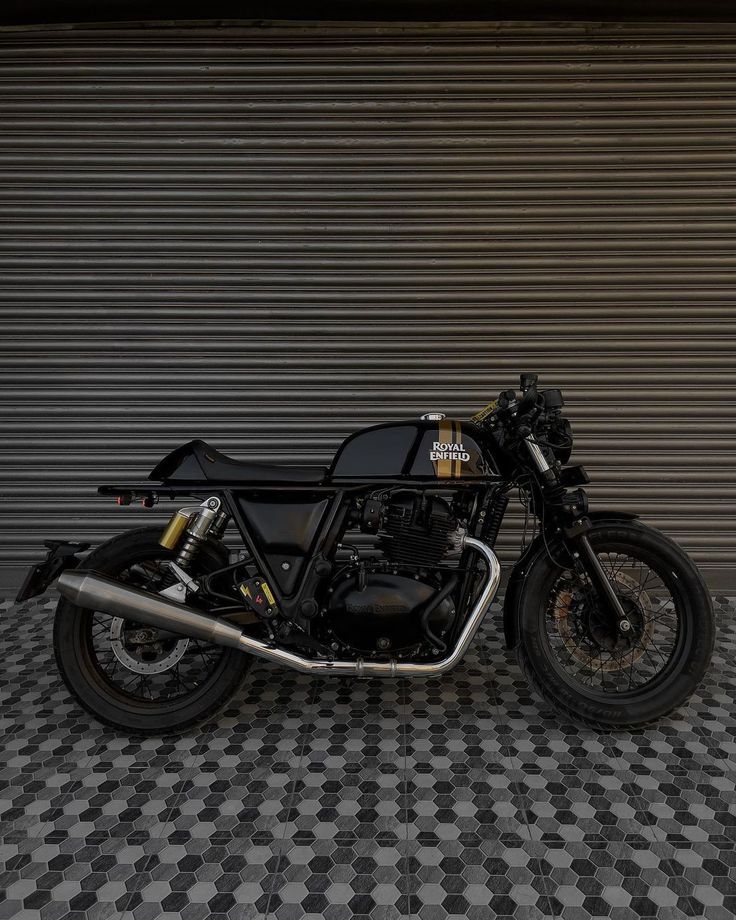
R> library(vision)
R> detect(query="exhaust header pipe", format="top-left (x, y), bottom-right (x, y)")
top-left (57, 536), bottom-right (500, 678)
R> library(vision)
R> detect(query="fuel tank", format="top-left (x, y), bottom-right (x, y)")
top-left (329, 417), bottom-right (495, 480)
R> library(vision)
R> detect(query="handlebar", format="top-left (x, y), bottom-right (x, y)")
top-left (483, 373), bottom-right (560, 426)
top-left (471, 374), bottom-right (575, 491)
top-left (474, 374), bottom-right (568, 480)
top-left (515, 384), bottom-right (538, 418)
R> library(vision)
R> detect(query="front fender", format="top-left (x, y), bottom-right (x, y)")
top-left (501, 510), bottom-right (640, 649)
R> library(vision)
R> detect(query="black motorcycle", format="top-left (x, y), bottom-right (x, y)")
top-left (18, 374), bottom-right (714, 733)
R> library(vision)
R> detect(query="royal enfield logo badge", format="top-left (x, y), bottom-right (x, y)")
top-left (430, 441), bottom-right (470, 463)
top-left (431, 419), bottom-right (471, 478)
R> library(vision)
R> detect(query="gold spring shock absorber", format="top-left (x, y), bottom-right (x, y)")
top-left (158, 497), bottom-right (224, 567)
top-left (159, 509), bottom-right (193, 550)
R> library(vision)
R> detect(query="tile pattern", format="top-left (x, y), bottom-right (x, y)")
top-left (2, 593), bottom-right (736, 919)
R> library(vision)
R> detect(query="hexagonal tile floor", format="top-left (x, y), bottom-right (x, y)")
top-left (2, 593), bottom-right (736, 919)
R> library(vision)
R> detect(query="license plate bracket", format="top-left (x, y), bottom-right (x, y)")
top-left (16, 541), bottom-right (91, 603)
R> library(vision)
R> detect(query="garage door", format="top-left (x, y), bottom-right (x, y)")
top-left (1, 21), bottom-right (734, 589)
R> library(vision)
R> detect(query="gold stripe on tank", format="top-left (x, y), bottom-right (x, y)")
top-left (436, 417), bottom-right (454, 478)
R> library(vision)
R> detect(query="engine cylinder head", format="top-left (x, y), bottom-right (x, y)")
top-left (378, 493), bottom-right (456, 567)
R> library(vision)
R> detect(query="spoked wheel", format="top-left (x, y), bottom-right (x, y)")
top-left (549, 562), bottom-right (675, 692)
top-left (54, 526), bottom-right (250, 734)
top-left (516, 521), bottom-right (714, 728)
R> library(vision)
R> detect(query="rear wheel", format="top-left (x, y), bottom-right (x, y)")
top-left (516, 521), bottom-right (714, 728)
top-left (54, 526), bottom-right (250, 734)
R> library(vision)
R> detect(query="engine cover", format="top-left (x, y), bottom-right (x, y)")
top-left (326, 571), bottom-right (454, 654)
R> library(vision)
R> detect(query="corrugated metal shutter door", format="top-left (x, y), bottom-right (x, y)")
top-left (1, 21), bottom-right (734, 590)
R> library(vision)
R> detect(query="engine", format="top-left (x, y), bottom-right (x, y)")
top-left (324, 492), bottom-right (464, 656)
top-left (378, 493), bottom-right (459, 566)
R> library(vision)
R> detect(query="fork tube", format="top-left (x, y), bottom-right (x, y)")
top-left (576, 535), bottom-right (628, 623)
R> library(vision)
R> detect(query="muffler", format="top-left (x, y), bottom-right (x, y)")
top-left (57, 536), bottom-right (500, 678)
top-left (57, 569), bottom-right (247, 650)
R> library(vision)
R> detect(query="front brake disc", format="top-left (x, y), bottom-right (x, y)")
top-left (552, 571), bottom-right (655, 672)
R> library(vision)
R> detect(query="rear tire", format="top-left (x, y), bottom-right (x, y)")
top-left (54, 526), bottom-right (250, 734)
top-left (515, 521), bottom-right (714, 729)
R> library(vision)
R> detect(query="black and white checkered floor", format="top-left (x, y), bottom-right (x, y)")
top-left (2, 593), bottom-right (736, 920)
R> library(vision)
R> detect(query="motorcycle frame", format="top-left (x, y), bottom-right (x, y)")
top-left (42, 413), bottom-right (632, 654)
top-left (99, 477), bottom-right (500, 624)
top-left (99, 466), bottom-right (633, 650)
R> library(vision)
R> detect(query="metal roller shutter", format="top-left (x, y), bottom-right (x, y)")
top-left (1, 20), bottom-right (734, 590)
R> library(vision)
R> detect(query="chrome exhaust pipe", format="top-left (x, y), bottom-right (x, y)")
top-left (57, 536), bottom-right (500, 678)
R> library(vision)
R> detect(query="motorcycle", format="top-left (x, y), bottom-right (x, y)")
top-left (17, 374), bottom-right (714, 733)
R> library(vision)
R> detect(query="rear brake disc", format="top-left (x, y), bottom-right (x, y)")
top-left (109, 617), bottom-right (190, 675)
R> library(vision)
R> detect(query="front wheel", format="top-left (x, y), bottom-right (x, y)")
top-left (54, 526), bottom-right (251, 734)
top-left (516, 520), bottom-right (714, 729)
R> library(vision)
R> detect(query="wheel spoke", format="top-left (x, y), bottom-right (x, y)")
top-left (86, 553), bottom-right (224, 704)
top-left (545, 548), bottom-right (680, 695)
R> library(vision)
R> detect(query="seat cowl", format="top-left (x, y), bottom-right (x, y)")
top-left (149, 439), bottom-right (326, 484)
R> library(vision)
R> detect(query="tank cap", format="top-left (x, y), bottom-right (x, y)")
top-left (421, 412), bottom-right (446, 421)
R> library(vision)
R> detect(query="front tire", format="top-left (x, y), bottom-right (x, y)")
top-left (516, 520), bottom-right (714, 729)
top-left (54, 526), bottom-right (250, 734)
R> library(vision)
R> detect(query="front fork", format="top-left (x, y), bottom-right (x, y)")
top-left (572, 530), bottom-right (630, 630)
top-left (523, 435), bottom-right (631, 631)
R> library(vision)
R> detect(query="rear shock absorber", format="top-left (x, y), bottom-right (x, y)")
top-left (159, 497), bottom-right (225, 570)
top-left (480, 492), bottom-right (509, 548)
top-left (176, 497), bottom-right (223, 568)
